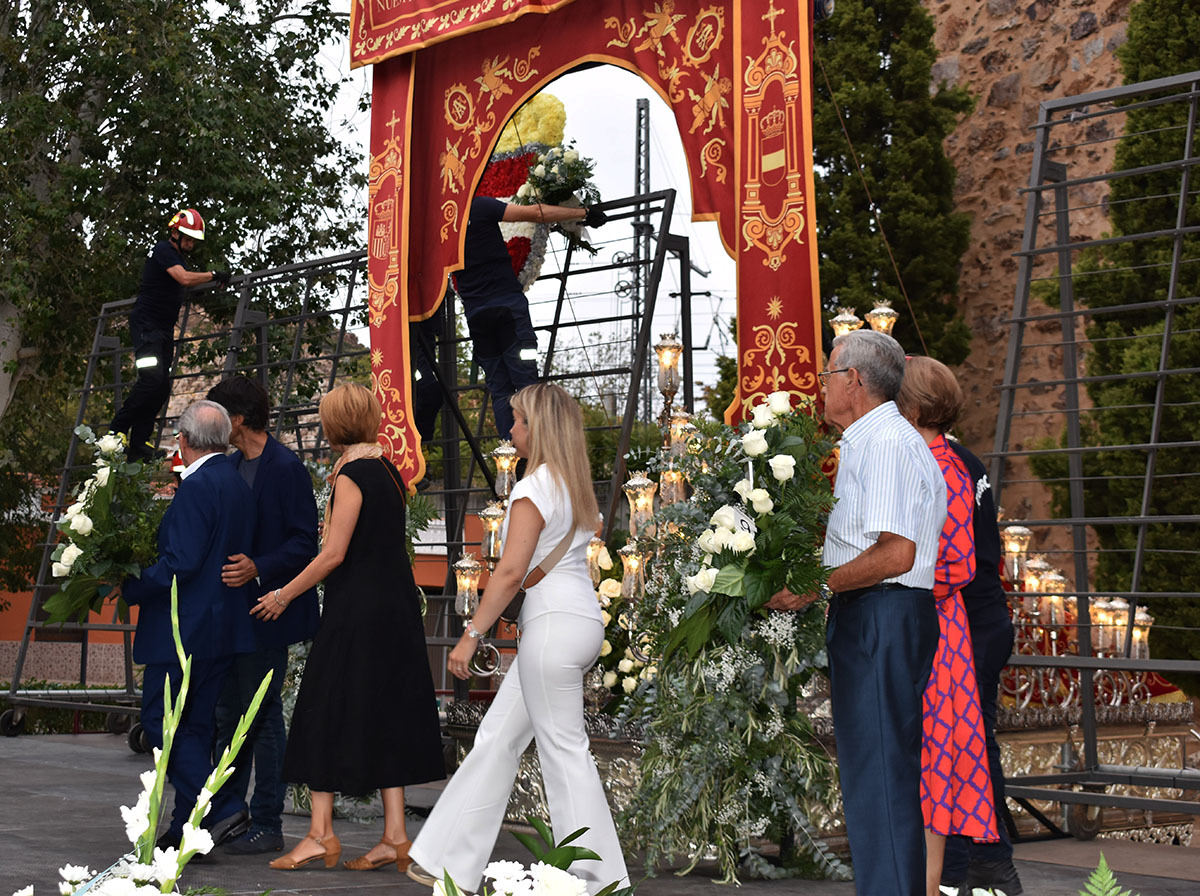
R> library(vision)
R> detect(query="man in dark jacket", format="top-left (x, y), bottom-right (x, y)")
top-left (206, 376), bottom-right (320, 854)
top-left (124, 400), bottom-right (255, 850)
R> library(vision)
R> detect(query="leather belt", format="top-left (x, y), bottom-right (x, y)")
top-left (833, 583), bottom-right (922, 603)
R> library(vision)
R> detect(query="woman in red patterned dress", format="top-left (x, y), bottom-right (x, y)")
top-left (898, 356), bottom-right (999, 896)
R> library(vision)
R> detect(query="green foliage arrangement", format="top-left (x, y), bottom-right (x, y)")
top-left (620, 393), bottom-right (844, 882)
top-left (1079, 852), bottom-right (1138, 896)
top-left (513, 142), bottom-right (602, 253)
top-left (44, 426), bottom-right (168, 624)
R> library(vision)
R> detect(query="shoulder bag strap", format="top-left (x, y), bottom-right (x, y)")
top-left (378, 456), bottom-right (407, 499)
top-left (520, 529), bottom-right (576, 590)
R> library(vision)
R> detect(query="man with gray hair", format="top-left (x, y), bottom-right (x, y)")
top-left (769, 330), bottom-right (947, 895)
top-left (125, 399), bottom-right (256, 851)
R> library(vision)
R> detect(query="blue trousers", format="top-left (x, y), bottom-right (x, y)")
top-left (827, 587), bottom-right (938, 896)
top-left (142, 655), bottom-right (240, 836)
top-left (213, 646), bottom-right (289, 835)
top-left (464, 294), bottom-right (538, 440)
top-left (942, 597), bottom-right (1016, 878)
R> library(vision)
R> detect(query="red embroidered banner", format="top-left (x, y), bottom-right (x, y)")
top-left (367, 0), bottom-right (821, 481)
top-left (351, 0), bottom-right (579, 66)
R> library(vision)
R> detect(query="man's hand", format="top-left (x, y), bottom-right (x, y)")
top-left (766, 587), bottom-right (821, 612)
top-left (221, 553), bottom-right (258, 587)
top-left (212, 270), bottom-right (233, 285)
top-left (583, 206), bottom-right (608, 228)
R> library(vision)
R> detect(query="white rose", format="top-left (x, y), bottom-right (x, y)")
top-left (601, 609), bottom-right (611, 625)
top-left (694, 567), bottom-right (718, 592)
top-left (96, 433), bottom-right (124, 456)
top-left (599, 639), bottom-right (612, 657)
top-left (748, 488), bottom-right (774, 515)
top-left (598, 578), bottom-right (621, 600)
top-left (564, 150), bottom-right (579, 163)
top-left (696, 529), bottom-right (718, 554)
top-left (52, 561), bottom-right (71, 578)
top-left (622, 676), bottom-right (638, 694)
top-left (733, 478), bottom-right (753, 501)
top-left (602, 670), bottom-right (618, 689)
top-left (742, 429), bottom-right (769, 457)
top-left (534, 164), bottom-right (546, 177)
top-left (69, 513), bottom-right (93, 536)
top-left (92, 465), bottom-right (111, 488)
top-left (517, 183), bottom-right (533, 198)
top-left (710, 527), bottom-right (733, 551)
top-left (61, 544), bottom-right (82, 568)
top-left (766, 390), bottom-right (793, 415)
top-left (63, 501), bottom-right (83, 520)
top-left (768, 454), bottom-right (796, 481)
top-left (750, 402), bottom-right (776, 429)
top-left (730, 530), bottom-right (756, 554)
top-left (640, 664), bottom-right (657, 681)
top-left (551, 164), bottom-right (560, 175)
top-left (710, 505), bottom-right (739, 530)
top-left (617, 658), bottom-right (634, 673)
top-left (597, 545), bottom-right (613, 570)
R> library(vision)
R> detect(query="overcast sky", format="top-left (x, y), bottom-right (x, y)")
top-left (324, 43), bottom-right (737, 412)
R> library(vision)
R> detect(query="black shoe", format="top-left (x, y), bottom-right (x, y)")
top-left (224, 829), bottom-right (284, 854)
top-left (965, 858), bottom-right (1023, 895)
top-left (205, 809), bottom-right (251, 847)
top-left (155, 829), bottom-right (182, 851)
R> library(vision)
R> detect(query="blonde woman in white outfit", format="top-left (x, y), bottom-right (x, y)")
top-left (407, 383), bottom-right (629, 895)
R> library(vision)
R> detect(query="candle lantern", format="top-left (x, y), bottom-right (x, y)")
top-left (453, 553), bottom-right (483, 618)
top-left (1023, 555), bottom-right (1051, 597)
top-left (618, 541), bottom-right (646, 604)
top-left (668, 410), bottom-right (696, 457)
top-left (865, 299), bottom-right (899, 336)
top-left (492, 440), bottom-right (519, 500)
top-left (659, 467), bottom-right (686, 506)
top-left (830, 307), bottom-right (864, 337)
top-left (478, 501), bottom-right (506, 566)
top-left (1108, 597), bottom-right (1130, 654)
top-left (653, 332), bottom-right (684, 401)
top-left (1001, 524), bottom-right (1033, 582)
top-left (1038, 570), bottom-right (1067, 629)
top-left (586, 536), bottom-right (606, 587)
top-left (624, 470), bottom-right (657, 539)
top-left (1133, 607), bottom-right (1154, 660)
top-left (1090, 598), bottom-right (1112, 653)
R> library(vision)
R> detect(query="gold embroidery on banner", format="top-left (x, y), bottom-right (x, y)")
top-left (688, 65), bottom-right (731, 135)
top-left (440, 138), bottom-right (469, 193)
top-left (739, 320), bottom-right (815, 404)
top-left (700, 137), bottom-right (727, 183)
top-left (603, 16), bottom-right (637, 48)
top-left (766, 295), bottom-right (784, 320)
top-left (439, 200), bottom-right (461, 243)
top-left (681, 6), bottom-right (724, 68)
top-left (634, 1), bottom-right (686, 57)
top-left (373, 367), bottom-right (417, 477)
top-left (368, 103), bottom-right (404, 329)
top-left (741, 0), bottom-right (804, 271)
top-left (658, 58), bottom-right (687, 102)
top-left (476, 56), bottom-right (514, 110)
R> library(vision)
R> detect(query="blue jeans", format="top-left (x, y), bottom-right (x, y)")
top-left (943, 597), bottom-right (1017, 878)
top-left (213, 646), bottom-right (289, 835)
top-left (464, 294), bottom-right (539, 440)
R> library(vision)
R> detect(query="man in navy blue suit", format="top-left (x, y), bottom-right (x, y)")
top-left (125, 400), bottom-right (255, 850)
top-left (206, 376), bottom-right (320, 855)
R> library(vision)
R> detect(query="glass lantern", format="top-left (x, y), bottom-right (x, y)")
top-left (1133, 607), bottom-right (1153, 660)
top-left (1090, 598), bottom-right (1112, 653)
top-left (453, 553), bottom-right (482, 619)
top-left (653, 332), bottom-right (684, 401)
top-left (829, 307), bottom-right (864, 337)
top-left (1023, 555), bottom-right (1051, 596)
top-left (492, 440), bottom-right (519, 500)
top-left (586, 535), bottom-right (606, 587)
top-left (668, 410), bottom-right (695, 457)
top-left (865, 299), bottom-right (899, 336)
top-left (624, 470), bottom-right (657, 539)
top-left (1108, 597), bottom-right (1130, 654)
top-left (659, 467), bottom-right (686, 506)
top-left (478, 501), bottom-right (506, 566)
top-left (1038, 569), bottom-right (1067, 629)
top-left (1001, 524), bottom-right (1033, 582)
top-left (617, 541), bottom-right (645, 604)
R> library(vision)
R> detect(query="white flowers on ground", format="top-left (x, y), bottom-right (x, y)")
top-left (120, 789), bottom-right (151, 845)
top-left (480, 860), bottom-right (589, 896)
top-left (741, 428), bottom-right (769, 456)
top-left (179, 823), bottom-right (213, 857)
top-left (768, 453), bottom-right (796, 481)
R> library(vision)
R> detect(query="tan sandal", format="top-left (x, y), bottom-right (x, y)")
top-left (343, 837), bottom-right (411, 871)
top-left (268, 833), bottom-right (341, 870)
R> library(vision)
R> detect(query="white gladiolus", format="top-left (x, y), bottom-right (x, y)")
top-left (766, 390), bottom-right (793, 415)
top-left (710, 505), bottom-right (738, 530)
top-left (180, 824), bottom-right (213, 856)
top-left (768, 454), bottom-right (796, 481)
top-left (151, 847), bottom-right (180, 886)
top-left (69, 513), bottom-right (94, 536)
top-left (120, 790), bottom-right (151, 845)
top-left (138, 770), bottom-right (157, 792)
top-left (748, 488), bottom-right (774, 515)
top-left (730, 530), bottom-right (756, 554)
top-left (749, 402), bottom-right (776, 428)
top-left (13, 887), bottom-right (34, 896)
top-left (742, 429), bottom-right (769, 456)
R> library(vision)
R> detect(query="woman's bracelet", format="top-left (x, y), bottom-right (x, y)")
top-left (272, 589), bottom-right (286, 609)
top-left (465, 619), bottom-right (484, 640)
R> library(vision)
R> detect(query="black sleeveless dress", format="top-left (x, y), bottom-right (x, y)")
top-left (283, 458), bottom-right (445, 795)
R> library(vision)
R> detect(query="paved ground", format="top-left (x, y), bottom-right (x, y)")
top-left (1, 733), bottom-right (1197, 895)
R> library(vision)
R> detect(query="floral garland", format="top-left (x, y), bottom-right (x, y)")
top-left (46, 426), bottom-right (167, 625)
top-left (615, 394), bottom-right (849, 882)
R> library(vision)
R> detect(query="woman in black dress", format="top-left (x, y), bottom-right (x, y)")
top-left (251, 383), bottom-right (444, 871)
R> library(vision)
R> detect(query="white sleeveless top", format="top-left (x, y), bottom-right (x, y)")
top-left (501, 465), bottom-right (600, 627)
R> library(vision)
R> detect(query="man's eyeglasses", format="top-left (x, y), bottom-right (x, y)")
top-left (817, 367), bottom-right (852, 384)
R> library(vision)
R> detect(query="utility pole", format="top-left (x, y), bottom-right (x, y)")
top-left (633, 97), bottom-right (651, 423)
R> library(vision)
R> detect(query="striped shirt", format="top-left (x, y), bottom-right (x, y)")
top-left (823, 401), bottom-right (947, 589)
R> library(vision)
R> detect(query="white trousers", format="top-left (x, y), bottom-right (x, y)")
top-left (410, 613), bottom-right (628, 894)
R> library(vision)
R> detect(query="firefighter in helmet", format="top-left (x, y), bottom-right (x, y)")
top-left (111, 209), bottom-right (232, 461)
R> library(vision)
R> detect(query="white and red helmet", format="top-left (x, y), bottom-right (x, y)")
top-left (167, 208), bottom-right (205, 240)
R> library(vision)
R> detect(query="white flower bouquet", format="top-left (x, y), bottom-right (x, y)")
top-left (513, 142), bottom-right (603, 254)
top-left (44, 426), bottom-right (167, 624)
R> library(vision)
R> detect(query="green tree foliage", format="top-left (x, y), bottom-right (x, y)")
top-left (1032, 0), bottom-right (1200, 692)
top-left (812, 0), bottom-right (973, 361)
top-left (701, 317), bottom-right (737, 423)
top-left (0, 1), bottom-right (363, 591)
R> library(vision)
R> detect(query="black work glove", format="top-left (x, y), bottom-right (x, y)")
top-left (583, 206), bottom-right (608, 228)
top-left (212, 270), bottom-right (233, 285)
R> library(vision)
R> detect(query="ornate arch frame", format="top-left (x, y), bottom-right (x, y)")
top-left (354, 0), bottom-right (822, 483)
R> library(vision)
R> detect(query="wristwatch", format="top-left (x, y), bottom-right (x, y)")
top-left (465, 619), bottom-right (484, 639)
